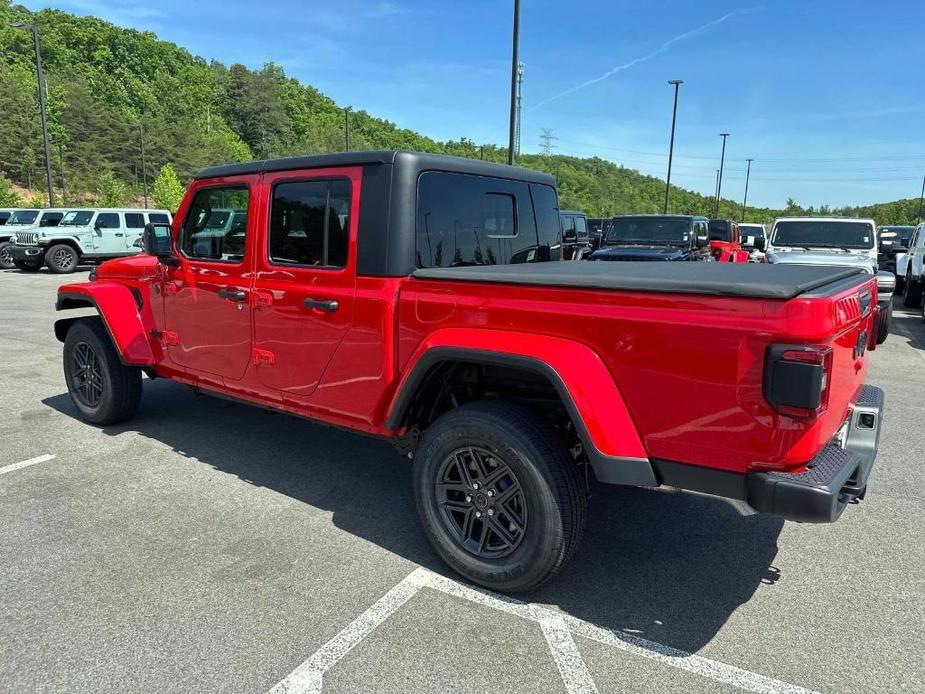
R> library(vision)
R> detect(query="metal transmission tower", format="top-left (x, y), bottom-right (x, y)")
top-left (540, 128), bottom-right (557, 156)
top-left (514, 62), bottom-right (524, 157)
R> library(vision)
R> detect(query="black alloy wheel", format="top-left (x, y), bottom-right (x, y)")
top-left (435, 446), bottom-right (528, 559)
top-left (69, 341), bottom-right (104, 408)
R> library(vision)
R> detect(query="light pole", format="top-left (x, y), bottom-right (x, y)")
top-left (344, 107), bottom-right (351, 152)
top-left (741, 158), bottom-right (753, 221)
top-left (714, 132), bottom-right (730, 217)
top-left (663, 79), bottom-right (683, 213)
top-left (507, 0), bottom-right (520, 165)
top-left (11, 21), bottom-right (54, 207)
top-left (139, 121), bottom-right (149, 208)
top-left (918, 172), bottom-right (925, 220)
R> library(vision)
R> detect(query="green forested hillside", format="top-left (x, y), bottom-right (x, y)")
top-left (0, 1), bottom-right (920, 225)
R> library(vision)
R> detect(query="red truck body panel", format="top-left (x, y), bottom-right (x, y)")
top-left (56, 161), bottom-right (877, 482)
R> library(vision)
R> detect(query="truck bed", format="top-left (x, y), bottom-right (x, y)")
top-left (412, 262), bottom-right (867, 300)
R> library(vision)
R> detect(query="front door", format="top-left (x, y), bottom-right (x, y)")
top-left (251, 168), bottom-right (359, 404)
top-left (93, 212), bottom-right (125, 255)
top-left (162, 179), bottom-right (257, 381)
top-left (123, 212), bottom-right (147, 251)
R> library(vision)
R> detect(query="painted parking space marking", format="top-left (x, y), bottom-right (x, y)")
top-left (267, 566), bottom-right (820, 694)
top-left (0, 454), bottom-right (56, 476)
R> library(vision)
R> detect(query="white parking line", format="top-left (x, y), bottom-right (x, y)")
top-left (0, 454), bottom-right (56, 476)
top-left (267, 566), bottom-right (821, 694)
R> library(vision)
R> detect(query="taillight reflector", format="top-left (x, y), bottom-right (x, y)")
top-left (764, 345), bottom-right (833, 419)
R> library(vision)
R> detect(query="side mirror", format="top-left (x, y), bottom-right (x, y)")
top-left (695, 234), bottom-right (710, 249)
top-left (132, 237), bottom-right (144, 249)
top-left (142, 222), bottom-right (177, 264)
top-left (563, 229), bottom-right (578, 244)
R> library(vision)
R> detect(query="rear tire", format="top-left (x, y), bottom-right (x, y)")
top-left (63, 318), bottom-right (141, 425)
top-left (877, 301), bottom-right (892, 344)
top-left (0, 241), bottom-right (14, 269)
top-left (902, 268), bottom-right (923, 307)
top-left (46, 244), bottom-right (80, 274)
top-left (413, 400), bottom-right (587, 593)
top-left (13, 260), bottom-right (40, 272)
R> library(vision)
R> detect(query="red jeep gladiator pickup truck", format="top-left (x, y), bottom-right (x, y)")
top-left (54, 151), bottom-right (884, 592)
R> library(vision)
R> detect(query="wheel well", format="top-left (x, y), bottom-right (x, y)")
top-left (46, 239), bottom-right (82, 256)
top-left (393, 357), bottom-right (585, 460)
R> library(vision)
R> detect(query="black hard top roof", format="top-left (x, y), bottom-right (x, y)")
top-left (611, 214), bottom-right (699, 220)
top-left (194, 150), bottom-right (556, 185)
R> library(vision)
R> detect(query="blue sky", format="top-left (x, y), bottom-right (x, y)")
top-left (22, 0), bottom-right (925, 209)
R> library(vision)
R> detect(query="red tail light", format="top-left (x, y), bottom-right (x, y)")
top-left (763, 345), bottom-right (833, 419)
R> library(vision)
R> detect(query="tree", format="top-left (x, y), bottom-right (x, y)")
top-left (96, 171), bottom-right (127, 206)
top-left (151, 163), bottom-right (184, 211)
top-left (0, 174), bottom-right (21, 206)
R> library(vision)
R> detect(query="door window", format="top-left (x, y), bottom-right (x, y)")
top-left (124, 213), bottom-right (146, 229)
top-left (269, 179), bottom-right (351, 268)
top-left (39, 212), bottom-right (63, 227)
top-left (148, 213), bottom-right (170, 224)
top-left (575, 216), bottom-right (588, 240)
top-left (180, 186), bottom-right (250, 262)
top-left (96, 212), bottom-right (120, 229)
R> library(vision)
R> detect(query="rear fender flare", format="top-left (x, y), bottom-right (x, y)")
top-left (388, 329), bottom-right (655, 487)
top-left (55, 282), bottom-right (155, 366)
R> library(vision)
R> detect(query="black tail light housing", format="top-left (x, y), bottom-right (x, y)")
top-left (764, 345), bottom-right (833, 418)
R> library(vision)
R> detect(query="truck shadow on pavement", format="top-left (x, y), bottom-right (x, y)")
top-left (44, 382), bottom-right (783, 654)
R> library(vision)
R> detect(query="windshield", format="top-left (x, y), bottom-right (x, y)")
top-left (605, 218), bottom-right (690, 244)
top-left (8, 210), bottom-right (39, 225)
top-left (60, 210), bottom-right (95, 226)
top-left (771, 221), bottom-right (874, 249)
top-left (708, 220), bottom-right (732, 242)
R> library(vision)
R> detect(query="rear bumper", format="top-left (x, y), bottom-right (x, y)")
top-left (745, 385), bottom-right (884, 523)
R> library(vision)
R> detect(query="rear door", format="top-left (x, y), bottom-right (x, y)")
top-left (162, 179), bottom-right (257, 381)
top-left (251, 167), bottom-right (360, 404)
top-left (123, 212), bottom-right (147, 250)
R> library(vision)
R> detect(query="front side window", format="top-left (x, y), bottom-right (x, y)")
top-left (96, 213), bottom-right (120, 229)
top-left (575, 216), bottom-right (588, 239)
top-left (531, 183), bottom-right (561, 261)
top-left (39, 212), bottom-right (63, 227)
top-left (181, 186), bottom-right (250, 262)
top-left (124, 213), bottom-right (146, 228)
top-left (416, 172), bottom-right (539, 267)
top-left (269, 179), bottom-right (351, 268)
top-left (0, 212), bottom-right (9, 225)
top-left (61, 210), bottom-right (95, 227)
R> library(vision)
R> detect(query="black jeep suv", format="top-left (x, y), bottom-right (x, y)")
top-left (588, 214), bottom-right (710, 261)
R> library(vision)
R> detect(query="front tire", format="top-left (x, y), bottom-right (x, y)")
top-left (46, 244), bottom-right (80, 274)
top-left (877, 301), bottom-right (892, 344)
top-left (414, 400), bottom-right (587, 592)
top-left (63, 318), bottom-right (141, 425)
top-left (902, 268), bottom-right (923, 307)
top-left (0, 241), bottom-right (14, 269)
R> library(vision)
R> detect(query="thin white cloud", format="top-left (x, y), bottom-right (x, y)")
top-left (527, 6), bottom-right (762, 112)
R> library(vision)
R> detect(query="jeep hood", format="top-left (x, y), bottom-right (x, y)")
top-left (767, 250), bottom-right (875, 273)
top-left (591, 246), bottom-right (688, 261)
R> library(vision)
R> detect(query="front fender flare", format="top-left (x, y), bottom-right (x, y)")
top-left (388, 329), bottom-right (655, 487)
top-left (56, 282), bottom-right (155, 366)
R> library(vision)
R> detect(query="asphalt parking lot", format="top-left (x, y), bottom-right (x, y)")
top-left (1, 267), bottom-right (923, 694)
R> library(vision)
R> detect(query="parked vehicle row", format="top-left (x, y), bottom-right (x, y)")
top-left (51, 150), bottom-right (884, 593)
top-left (895, 222), bottom-right (925, 307)
top-left (1, 207), bottom-right (171, 272)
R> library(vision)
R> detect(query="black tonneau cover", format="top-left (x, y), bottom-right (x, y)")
top-left (412, 262), bottom-right (868, 300)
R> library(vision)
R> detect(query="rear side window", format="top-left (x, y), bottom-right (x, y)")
top-left (148, 213), bottom-right (170, 224)
top-left (180, 186), bottom-right (250, 262)
top-left (708, 220), bottom-right (730, 241)
top-left (531, 183), bottom-right (561, 261)
top-left (575, 216), bottom-right (588, 239)
top-left (0, 212), bottom-right (10, 225)
top-left (269, 179), bottom-right (351, 268)
top-left (96, 212), bottom-right (120, 229)
top-left (416, 172), bottom-right (540, 267)
top-left (40, 212), bottom-right (63, 227)
top-left (124, 213), bottom-right (145, 228)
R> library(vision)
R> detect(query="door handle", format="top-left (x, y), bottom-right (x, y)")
top-left (303, 298), bottom-right (339, 312)
top-left (218, 288), bottom-right (247, 302)
top-left (114, 233), bottom-right (124, 237)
